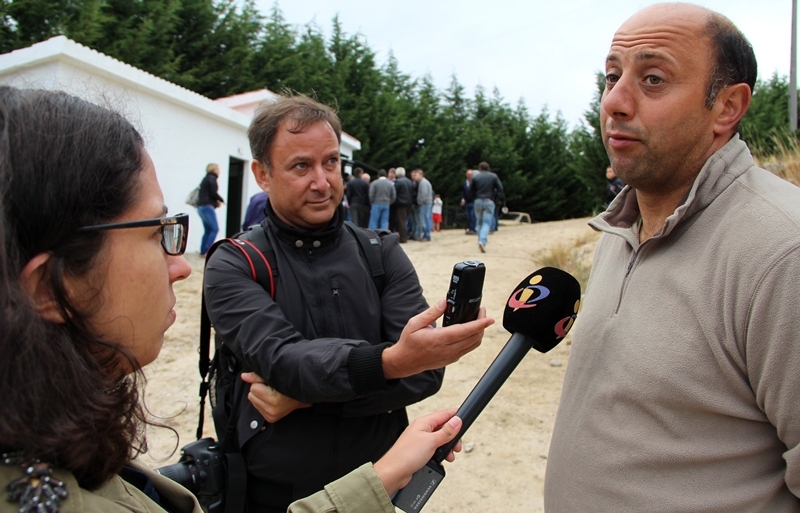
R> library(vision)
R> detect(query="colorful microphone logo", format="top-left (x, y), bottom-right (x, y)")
top-left (555, 299), bottom-right (580, 340)
top-left (507, 273), bottom-right (550, 310)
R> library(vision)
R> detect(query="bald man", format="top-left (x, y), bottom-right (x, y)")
top-left (545, 4), bottom-right (800, 511)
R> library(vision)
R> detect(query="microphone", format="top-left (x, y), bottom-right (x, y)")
top-left (392, 267), bottom-right (581, 513)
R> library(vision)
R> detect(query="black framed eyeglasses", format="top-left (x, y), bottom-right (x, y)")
top-left (78, 213), bottom-right (189, 256)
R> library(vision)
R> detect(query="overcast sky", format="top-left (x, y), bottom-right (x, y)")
top-left (253, 0), bottom-right (794, 129)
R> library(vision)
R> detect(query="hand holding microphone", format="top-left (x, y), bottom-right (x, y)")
top-left (392, 267), bottom-right (581, 512)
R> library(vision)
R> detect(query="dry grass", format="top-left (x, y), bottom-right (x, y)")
top-left (533, 231), bottom-right (601, 293)
top-left (754, 135), bottom-right (800, 187)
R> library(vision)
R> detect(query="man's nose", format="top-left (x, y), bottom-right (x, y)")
top-left (309, 165), bottom-right (331, 191)
top-left (602, 78), bottom-right (635, 121)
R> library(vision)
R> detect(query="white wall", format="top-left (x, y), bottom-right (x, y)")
top-left (0, 58), bottom-right (252, 254)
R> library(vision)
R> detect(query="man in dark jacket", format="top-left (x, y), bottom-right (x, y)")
top-left (393, 167), bottom-right (414, 243)
top-left (460, 169), bottom-right (476, 234)
top-left (605, 165), bottom-right (626, 207)
top-left (242, 191), bottom-right (269, 230)
top-left (203, 94), bottom-right (492, 513)
top-left (344, 167), bottom-right (370, 227)
top-left (469, 161), bottom-right (504, 253)
top-left (197, 163), bottom-right (225, 256)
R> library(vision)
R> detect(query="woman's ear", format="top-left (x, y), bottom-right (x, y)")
top-left (713, 83), bottom-right (751, 137)
top-left (19, 253), bottom-right (65, 324)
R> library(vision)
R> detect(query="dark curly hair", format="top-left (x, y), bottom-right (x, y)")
top-left (0, 87), bottom-right (151, 490)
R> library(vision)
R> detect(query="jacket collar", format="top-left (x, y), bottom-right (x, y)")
top-left (590, 135), bottom-right (755, 247)
top-left (264, 200), bottom-right (345, 249)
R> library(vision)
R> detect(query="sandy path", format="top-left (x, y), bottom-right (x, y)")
top-left (140, 217), bottom-right (597, 512)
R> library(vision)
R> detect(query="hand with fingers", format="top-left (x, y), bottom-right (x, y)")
top-left (382, 298), bottom-right (495, 380)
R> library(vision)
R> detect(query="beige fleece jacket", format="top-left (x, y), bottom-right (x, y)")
top-left (545, 136), bottom-right (800, 512)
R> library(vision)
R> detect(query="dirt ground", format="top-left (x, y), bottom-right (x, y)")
top-left (139, 217), bottom-right (598, 512)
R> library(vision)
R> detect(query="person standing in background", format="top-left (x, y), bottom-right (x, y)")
top-left (368, 168), bottom-right (396, 230)
top-left (387, 168), bottom-right (398, 232)
top-left (242, 191), bottom-right (269, 230)
top-left (469, 161), bottom-right (503, 253)
top-left (393, 167), bottom-right (414, 243)
top-left (414, 169), bottom-right (433, 241)
top-left (461, 169), bottom-right (476, 235)
top-left (432, 193), bottom-right (443, 232)
top-left (605, 165), bottom-right (626, 207)
top-left (345, 167), bottom-right (370, 228)
top-left (197, 162), bottom-right (224, 256)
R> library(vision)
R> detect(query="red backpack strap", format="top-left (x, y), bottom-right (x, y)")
top-left (196, 231), bottom-right (275, 440)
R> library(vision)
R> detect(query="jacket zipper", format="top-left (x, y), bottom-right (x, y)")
top-left (331, 278), bottom-right (346, 336)
top-left (615, 241), bottom-right (652, 314)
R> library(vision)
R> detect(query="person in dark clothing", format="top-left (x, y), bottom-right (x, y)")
top-left (345, 167), bottom-right (370, 228)
top-left (461, 169), bottom-right (476, 234)
top-left (197, 163), bottom-right (224, 255)
top-left (203, 94), bottom-right (493, 513)
top-left (242, 191), bottom-right (269, 230)
top-left (469, 162), bottom-right (504, 253)
top-left (605, 165), bottom-right (626, 207)
top-left (393, 167), bottom-right (414, 243)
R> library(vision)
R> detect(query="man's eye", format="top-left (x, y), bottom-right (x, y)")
top-left (645, 75), bottom-right (663, 85)
top-left (605, 73), bottom-right (619, 86)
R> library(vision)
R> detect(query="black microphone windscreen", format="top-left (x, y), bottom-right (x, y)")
top-left (502, 267), bottom-right (581, 353)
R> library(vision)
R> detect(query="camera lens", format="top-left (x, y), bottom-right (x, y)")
top-left (156, 462), bottom-right (201, 494)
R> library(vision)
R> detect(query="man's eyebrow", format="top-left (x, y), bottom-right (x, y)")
top-left (606, 51), bottom-right (674, 65)
top-left (636, 51), bottom-right (672, 63)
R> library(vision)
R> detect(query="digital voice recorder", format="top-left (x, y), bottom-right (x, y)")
top-left (442, 260), bottom-right (486, 327)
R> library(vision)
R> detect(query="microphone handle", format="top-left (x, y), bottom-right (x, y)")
top-left (433, 332), bottom-right (532, 462)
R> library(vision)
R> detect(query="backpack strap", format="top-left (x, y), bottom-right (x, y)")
top-left (196, 226), bottom-right (276, 440)
top-left (344, 220), bottom-right (386, 295)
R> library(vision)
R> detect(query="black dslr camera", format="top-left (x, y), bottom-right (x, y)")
top-left (157, 437), bottom-right (224, 513)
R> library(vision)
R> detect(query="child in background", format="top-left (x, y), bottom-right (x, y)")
top-left (432, 193), bottom-right (443, 232)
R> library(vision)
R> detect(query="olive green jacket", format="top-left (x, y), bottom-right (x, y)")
top-left (288, 464), bottom-right (395, 513)
top-left (0, 460), bottom-right (201, 513)
top-left (1, 461), bottom-right (393, 513)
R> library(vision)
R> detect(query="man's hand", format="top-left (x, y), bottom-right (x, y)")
top-left (382, 298), bottom-right (494, 379)
top-left (373, 409), bottom-right (462, 495)
top-left (242, 372), bottom-right (311, 423)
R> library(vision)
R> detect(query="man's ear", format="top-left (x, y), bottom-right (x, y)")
top-left (19, 253), bottom-right (65, 324)
top-left (252, 160), bottom-right (270, 193)
top-left (713, 83), bottom-right (751, 137)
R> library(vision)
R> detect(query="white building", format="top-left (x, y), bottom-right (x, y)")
top-left (0, 36), bottom-right (361, 252)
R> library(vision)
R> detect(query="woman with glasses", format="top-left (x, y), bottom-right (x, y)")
top-left (0, 87), bottom-right (462, 513)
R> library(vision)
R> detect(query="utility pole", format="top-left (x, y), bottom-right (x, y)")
top-left (791, 0), bottom-right (798, 131)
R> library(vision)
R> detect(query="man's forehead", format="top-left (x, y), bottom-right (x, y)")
top-left (606, 5), bottom-right (711, 67)
top-left (279, 117), bottom-right (335, 136)
top-left (611, 3), bottom-right (708, 49)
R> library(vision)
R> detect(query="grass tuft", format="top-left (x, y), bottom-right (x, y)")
top-left (753, 133), bottom-right (800, 187)
top-left (534, 232), bottom-right (600, 293)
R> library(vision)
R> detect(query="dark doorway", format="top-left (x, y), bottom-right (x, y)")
top-left (225, 157), bottom-right (246, 237)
